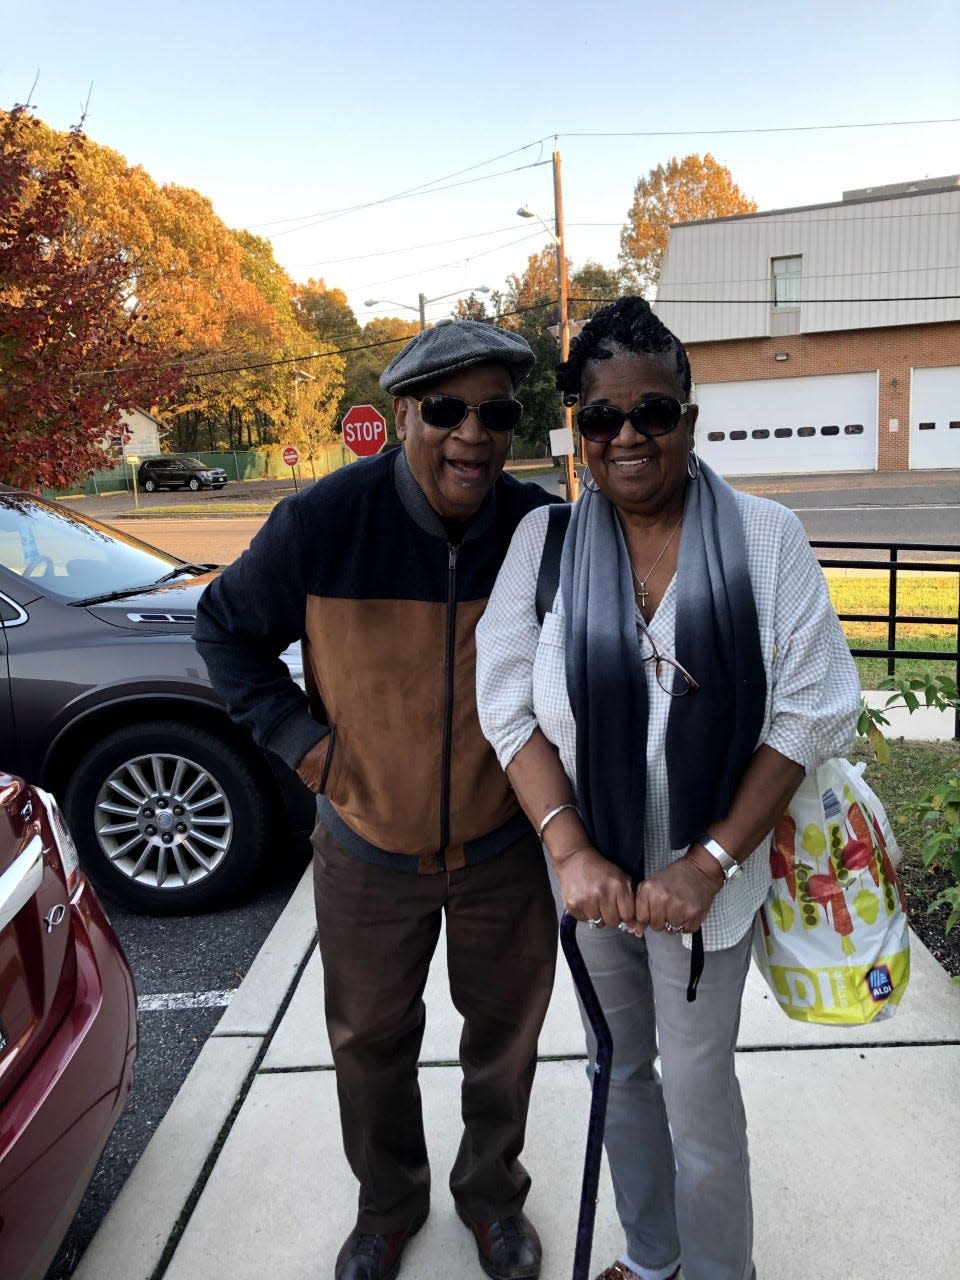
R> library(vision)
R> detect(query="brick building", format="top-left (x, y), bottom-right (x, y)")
top-left (654, 177), bottom-right (960, 475)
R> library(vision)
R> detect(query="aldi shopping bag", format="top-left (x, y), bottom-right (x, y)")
top-left (753, 757), bottom-right (910, 1025)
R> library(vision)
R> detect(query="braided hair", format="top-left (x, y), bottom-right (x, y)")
top-left (556, 296), bottom-right (691, 404)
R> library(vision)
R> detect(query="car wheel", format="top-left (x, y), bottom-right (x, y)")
top-left (63, 721), bottom-right (269, 913)
top-left (143, 478), bottom-right (157, 492)
top-left (188, 477), bottom-right (201, 492)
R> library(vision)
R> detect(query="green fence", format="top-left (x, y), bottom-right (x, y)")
top-left (44, 444), bottom-right (354, 498)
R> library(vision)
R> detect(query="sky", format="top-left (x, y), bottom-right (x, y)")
top-left (2, 0), bottom-right (959, 326)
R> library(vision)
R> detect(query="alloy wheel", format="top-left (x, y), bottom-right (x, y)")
top-left (93, 751), bottom-right (233, 890)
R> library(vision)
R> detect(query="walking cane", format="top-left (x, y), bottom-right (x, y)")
top-left (559, 910), bottom-right (613, 1280)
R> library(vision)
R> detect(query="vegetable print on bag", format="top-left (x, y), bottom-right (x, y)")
top-left (753, 757), bottom-right (910, 1026)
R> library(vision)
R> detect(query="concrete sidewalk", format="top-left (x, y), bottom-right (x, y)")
top-left (77, 844), bottom-right (960, 1280)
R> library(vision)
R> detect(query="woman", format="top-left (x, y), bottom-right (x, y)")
top-left (475, 297), bottom-right (861, 1280)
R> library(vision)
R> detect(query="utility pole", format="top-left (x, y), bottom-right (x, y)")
top-left (418, 293), bottom-right (427, 331)
top-left (552, 142), bottom-right (579, 502)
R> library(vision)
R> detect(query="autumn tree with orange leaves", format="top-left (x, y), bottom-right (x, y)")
top-left (0, 106), bottom-right (180, 488)
top-left (619, 153), bottom-right (757, 294)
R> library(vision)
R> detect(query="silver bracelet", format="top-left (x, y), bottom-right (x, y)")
top-left (537, 803), bottom-right (579, 840)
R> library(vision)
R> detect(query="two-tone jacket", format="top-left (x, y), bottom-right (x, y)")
top-left (194, 448), bottom-right (558, 873)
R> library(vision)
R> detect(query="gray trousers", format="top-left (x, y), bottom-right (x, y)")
top-left (552, 871), bottom-right (756, 1280)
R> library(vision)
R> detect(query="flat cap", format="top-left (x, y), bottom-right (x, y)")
top-left (379, 319), bottom-right (535, 395)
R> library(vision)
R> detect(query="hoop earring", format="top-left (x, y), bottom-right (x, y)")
top-left (687, 451), bottom-right (700, 479)
top-left (581, 468), bottom-right (600, 493)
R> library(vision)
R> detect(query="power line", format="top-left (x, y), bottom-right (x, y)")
top-left (249, 138), bottom-right (551, 230)
top-left (267, 159), bottom-right (551, 238)
top-left (289, 223), bottom-right (533, 268)
top-left (561, 117), bottom-right (960, 138)
top-left (75, 280), bottom-right (959, 385)
top-left (76, 302), bottom-right (557, 382)
top-left (570, 294), bottom-right (960, 305)
top-left (242, 117), bottom-right (957, 236)
top-left (348, 232), bottom-right (546, 293)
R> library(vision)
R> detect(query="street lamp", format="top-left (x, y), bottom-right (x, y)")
top-left (516, 205), bottom-right (559, 246)
top-left (517, 152), bottom-right (579, 501)
top-left (365, 286), bottom-right (490, 331)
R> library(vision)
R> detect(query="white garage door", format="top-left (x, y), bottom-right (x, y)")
top-left (693, 372), bottom-right (878, 478)
top-left (910, 366), bottom-right (960, 469)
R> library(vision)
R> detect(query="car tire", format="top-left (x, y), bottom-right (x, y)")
top-left (63, 721), bottom-right (270, 914)
top-left (188, 477), bottom-right (201, 492)
top-left (143, 478), bottom-right (157, 492)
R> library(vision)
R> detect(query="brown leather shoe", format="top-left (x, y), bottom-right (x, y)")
top-left (456, 1205), bottom-right (542, 1280)
top-left (335, 1207), bottom-right (429, 1280)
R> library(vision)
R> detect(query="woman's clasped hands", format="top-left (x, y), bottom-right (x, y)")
top-left (557, 844), bottom-right (723, 936)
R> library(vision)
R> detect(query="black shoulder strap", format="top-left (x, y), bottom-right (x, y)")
top-left (535, 504), bottom-right (571, 624)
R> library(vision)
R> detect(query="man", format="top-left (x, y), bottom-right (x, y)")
top-left (195, 320), bottom-right (559, 1280)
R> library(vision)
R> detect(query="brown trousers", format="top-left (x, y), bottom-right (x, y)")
top-left (312, 824), bottom-right (557, 1234)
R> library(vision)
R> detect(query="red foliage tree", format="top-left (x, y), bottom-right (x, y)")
top-left (0, 106), bottom-right (180, 489)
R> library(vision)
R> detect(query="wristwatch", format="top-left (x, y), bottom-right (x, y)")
top-left (696, 836), bottom-right (742, 882)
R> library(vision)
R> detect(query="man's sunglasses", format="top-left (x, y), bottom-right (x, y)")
top-left (415, 394), bottom-right (523, 434)
top-left (576, 394), bottom-right (692, 444)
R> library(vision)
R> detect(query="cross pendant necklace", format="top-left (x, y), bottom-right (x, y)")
top-left (630, 517), bottom-right (683, 608)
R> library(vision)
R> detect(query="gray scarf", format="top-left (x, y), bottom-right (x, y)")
top-left (561, 460), bottom-right (766, 884)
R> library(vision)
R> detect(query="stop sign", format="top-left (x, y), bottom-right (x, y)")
top-left (282, 445), bottom-right (299, 467)
top-left (342, 404), bottom-right (388, 458)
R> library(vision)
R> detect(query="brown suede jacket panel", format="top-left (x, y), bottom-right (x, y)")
top-left (195, 449), bottom-right (560, 873)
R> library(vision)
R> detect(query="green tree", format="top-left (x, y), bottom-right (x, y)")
top-left (569, 261), bottom-right (622, 320)
top-left (339, 317), bottom-right (420, 441)
top-left (619, 153), bottom-right (757, 293)
top-left (293, 278), bottom-right (360, 342)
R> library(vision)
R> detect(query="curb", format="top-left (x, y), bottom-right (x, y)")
top-left (72, 866), bottom-right (317, 1280)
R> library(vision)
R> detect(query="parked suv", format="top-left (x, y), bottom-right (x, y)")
top-left (0, 487), bottom-right (312, 913)
top-left (137, 456), bottom-right (228, 492)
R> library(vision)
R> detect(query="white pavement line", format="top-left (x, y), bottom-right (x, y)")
top-left (138, 989), bottom-right (235, 1012)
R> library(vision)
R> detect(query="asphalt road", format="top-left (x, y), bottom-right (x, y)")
top-left (75, 468), bottom-right (960, 560)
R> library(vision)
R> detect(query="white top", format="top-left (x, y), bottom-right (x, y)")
top-left (475, 491), bottom-right (862, 950)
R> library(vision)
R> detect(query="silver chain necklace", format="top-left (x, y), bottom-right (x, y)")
top-left (629, 517), bottom-right (683, 608)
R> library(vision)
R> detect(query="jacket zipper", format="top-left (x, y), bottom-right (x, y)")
top-left (437, 542), bottom-right (459, 871)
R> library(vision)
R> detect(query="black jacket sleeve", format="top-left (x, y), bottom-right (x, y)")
top-left (194, 495), bottom-right (328, 770)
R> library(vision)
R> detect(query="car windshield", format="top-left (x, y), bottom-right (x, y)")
top-left (0, 493), bottom-right (189, 603)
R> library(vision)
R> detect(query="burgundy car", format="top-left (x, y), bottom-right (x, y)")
top-left (0, 773), bottom-right (137, 1280)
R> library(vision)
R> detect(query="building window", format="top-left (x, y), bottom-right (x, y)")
top-left (774, 428), bottom-right (793, 438)
top-left (751, 429), bottom-right (770, 439)
top-left (706, 431), bottom-right (725, 441)
top-left (950, 421), bottom-right (960, 430)
top-left (797, 427), bottom-right (816, 438)
top-left (821, 425), bottom-right (839, 436)
top-left (918, 422), bottom-right (935, 430)
top-left (730, 430), bottom-right (747, 441)
top-left (772, 255), bottom-right (801, 308)
top-left (844, 424), bottom-right (864, 435)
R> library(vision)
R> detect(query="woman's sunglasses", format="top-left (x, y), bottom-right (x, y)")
top-left (415, 394), bottom-right (523, 434)
top-left (576, 394), bottom-right (692, 444)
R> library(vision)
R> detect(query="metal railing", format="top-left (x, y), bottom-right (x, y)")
top-left (812, 540), bottom-right (960, 739)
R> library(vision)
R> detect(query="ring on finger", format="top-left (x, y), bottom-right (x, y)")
top-left (587, 916), bottom-right (604, 929)
top-left (664, 921), bottom-right (684, 935)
